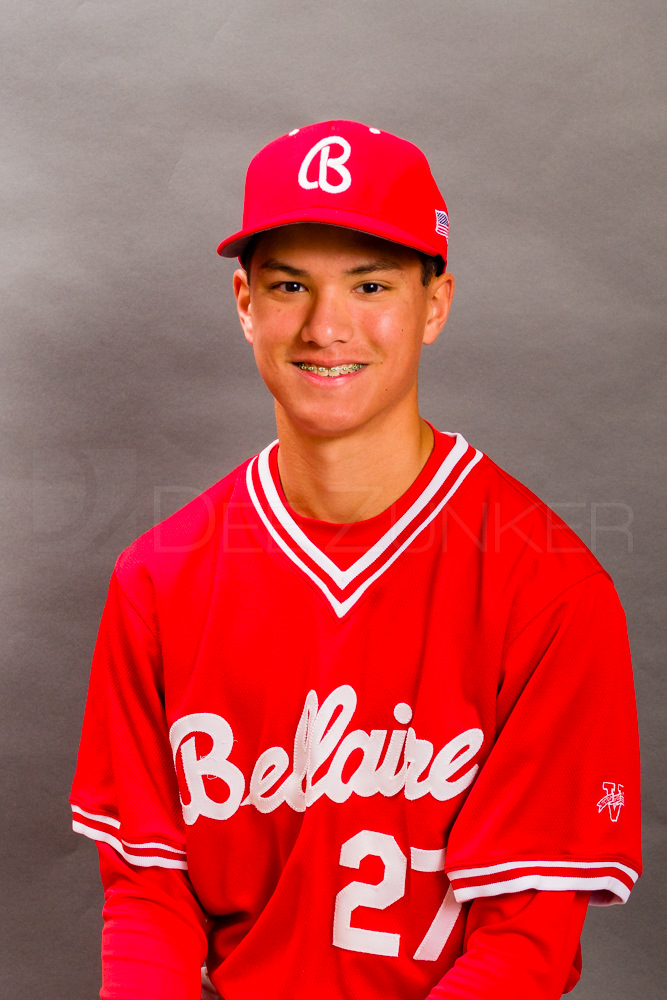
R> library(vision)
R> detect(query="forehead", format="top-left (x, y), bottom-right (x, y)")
top-left (250, 223), bottom-right (423, 271)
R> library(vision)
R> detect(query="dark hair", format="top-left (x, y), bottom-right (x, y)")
top-left (241, 234), bottom-right (444, 286)
top-left (239, 237), bottom-right (257, 277)
top-left (414, 251), bottom-right (445, 285)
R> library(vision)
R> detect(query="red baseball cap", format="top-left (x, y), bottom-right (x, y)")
top-left (217, 120), bottom-right (449, 264)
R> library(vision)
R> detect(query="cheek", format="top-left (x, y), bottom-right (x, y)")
top-left (248, 323), bottom-right (285, 363)
top-left (252, 343), bottom-right (283, 389)
top-left (372, 311), bottom-right (426, 367)
top-left (249, 304), bottom-right (299, 357)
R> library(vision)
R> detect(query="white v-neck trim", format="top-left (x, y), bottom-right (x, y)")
top-left (246, 433), bottom-right (483, 618)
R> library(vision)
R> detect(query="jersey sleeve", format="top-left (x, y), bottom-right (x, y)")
top-left (427, 889), bottom-right (589, 999)
top-left (97, 842), bottom-right (208, 1000)
top-left (70, 564), bottom-right (188, 869)
top-left (445, 572), bottom-right (641, 906)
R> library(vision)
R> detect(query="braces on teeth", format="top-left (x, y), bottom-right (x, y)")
top-left (297, 363), bottom-right (364, 377)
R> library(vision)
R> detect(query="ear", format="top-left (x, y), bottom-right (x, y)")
top-left (233, 268), bottom-right (253, 344)
top-left (422, 271), bottom-right (455, 346)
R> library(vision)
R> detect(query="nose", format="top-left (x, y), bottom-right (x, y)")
top-left (300, 288), bottom-right (352, 347)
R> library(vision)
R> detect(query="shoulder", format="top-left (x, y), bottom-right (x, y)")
top-left (482, 451), bottom-right (604, 565)
top-left (112, 452), bottom-right (257, 601)
top-left (439, 433), bottom-right (612, 626)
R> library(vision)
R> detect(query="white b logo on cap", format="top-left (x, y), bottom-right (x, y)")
top-left (298, 137), bottom-right (352, 194)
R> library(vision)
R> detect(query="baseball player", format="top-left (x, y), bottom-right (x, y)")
top-left (71, 120), bottom-right (641, 1000)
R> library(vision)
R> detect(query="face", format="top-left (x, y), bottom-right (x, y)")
top-left (233, 224), bottom-right (454, 440)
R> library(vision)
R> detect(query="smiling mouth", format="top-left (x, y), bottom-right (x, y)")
top-left (294, 363), bottom-right (366, 378)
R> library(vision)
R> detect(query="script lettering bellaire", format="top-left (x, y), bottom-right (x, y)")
top-left (169, 686), bottom-right (484, 825)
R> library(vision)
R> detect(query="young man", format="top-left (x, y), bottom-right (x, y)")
top-left (71, 120), bottom-right (641, 1000)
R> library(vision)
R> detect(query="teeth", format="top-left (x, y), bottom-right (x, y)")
top-left (297, 363), bottom-right (364, 377)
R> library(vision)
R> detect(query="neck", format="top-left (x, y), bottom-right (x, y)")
top-left (275, 408), bottom-right (434, 524)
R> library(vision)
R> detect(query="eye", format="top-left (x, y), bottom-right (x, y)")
top-left (355, 281), bottom-right (385, 295)
top-left (272, 281), bottom-right (307, 293)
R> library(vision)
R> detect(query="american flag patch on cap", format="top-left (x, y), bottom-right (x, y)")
top-left (435, 209), bottom-right (449, 239)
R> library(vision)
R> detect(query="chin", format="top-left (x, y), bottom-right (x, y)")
top-left (288, 405), bottom-right (371, 440)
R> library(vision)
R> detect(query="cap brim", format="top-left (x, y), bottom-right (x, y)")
top-left (217, 207), bottom-right (446, 261)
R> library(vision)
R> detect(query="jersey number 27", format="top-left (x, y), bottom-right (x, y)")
top-left (333, 830), bottom-right (461, 960)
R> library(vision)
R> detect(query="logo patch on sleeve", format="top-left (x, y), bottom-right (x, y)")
top-left (597, 781), bottom-right (625, 822)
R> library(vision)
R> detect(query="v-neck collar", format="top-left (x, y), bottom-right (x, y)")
top-left (246, 430), bottom-right (483, 618)
top-left (273, 427), bottom-right (457, 570)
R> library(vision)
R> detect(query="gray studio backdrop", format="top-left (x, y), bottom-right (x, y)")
top-left (3, 1), bottom-right (665, 997)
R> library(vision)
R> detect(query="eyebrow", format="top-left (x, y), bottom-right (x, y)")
top-left (257, 259), bottom-right (308, 276)
top-left (345, 258), bottom-right (404, 275)
top-left (257, 257), bottom-right (405, 277)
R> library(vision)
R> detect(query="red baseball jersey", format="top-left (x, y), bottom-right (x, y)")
top-left (71, 429), bottom-right (641, 1000)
